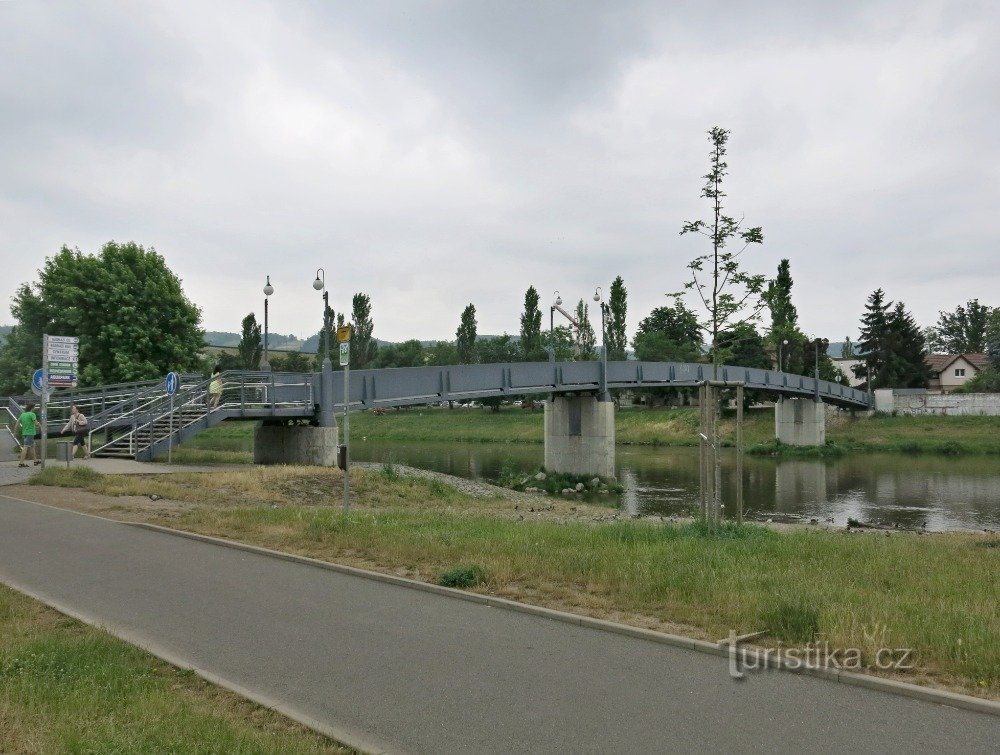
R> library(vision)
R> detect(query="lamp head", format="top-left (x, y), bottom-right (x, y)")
top-left (554, 291), bottom-right (562, 307)
top-left (593, 286), bottom-right (602, 303)
top-left (312, 276), bottom-right (324, 291)
top-left (263, 275), bottom-right (274, 297)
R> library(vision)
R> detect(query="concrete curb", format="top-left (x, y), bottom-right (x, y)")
top-left (0, 574), bottom-right (394, 755)
top-left (127, 520), bottom-right (1000, 719)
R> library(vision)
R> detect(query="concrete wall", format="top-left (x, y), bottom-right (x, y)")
top-left (544, 396), bottom-right (615, 478)
top-left (878, 391), bottom-right (1000, 416)
top-left (254, 424), bottom-right (339, 465)
top-left (774, 397), bottom-right (826, 446)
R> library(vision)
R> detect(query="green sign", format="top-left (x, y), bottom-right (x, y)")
top-left (339, 342), bottom-right (349, 367)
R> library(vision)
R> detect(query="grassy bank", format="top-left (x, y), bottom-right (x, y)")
top-left (26, 466), bottom-right (1000, 699)
top-left (0, 583), bottom-right (348, 753)
top-left (160, 408), bottom-right (1000, 464)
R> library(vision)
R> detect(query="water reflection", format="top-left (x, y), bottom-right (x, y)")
top-left (350, 440), bottom-right (1000, 532)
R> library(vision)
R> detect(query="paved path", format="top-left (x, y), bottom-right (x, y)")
top-left (0, 494), bottom-right (995, 754)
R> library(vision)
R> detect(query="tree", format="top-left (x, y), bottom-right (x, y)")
top-left (715, 323), bottom-right (770, 369)
top-left (479, 334), bottom-right (519, 364)
top-left (543, 326), bottom-right (576, 361)
top-left (425, 340), bottom-right (459, 366)
top-left (762, 258), bottom-right (807, 374)
top-left (519, 286), bottom-right (544, 361)
top-left (574, 299), bottom-right (597, 360)
top-left (678, 127), bottom-right (766, 377)
top-left (854, 290), bottom-right (929, 389)
top-left (374, 339), bottom-right (426, 368)
top-left (922, 326), bottom-right (945, 354)
top-left (987, 310), bottom-right (1000, 369)
top-left (237, 313), bottom-right (262, 370)
top-left (0, 241), bottom-right (203, 394)
top-left (269, 351), bottom-right (313, 372)
top-left (632, 302), bottom-right (703, 362)
top-left (456, 305), bottom-right (478, 364)
top-left (840, 337), bottom-right (854, 359)
top-left (313, 303), bottom-right (338, 370)
top-left (607, 276), bottom-right (628, 361)
top-left (936, 299), bottom-right (993, 353)
top-left (350, 293), bottom-right (377, 369)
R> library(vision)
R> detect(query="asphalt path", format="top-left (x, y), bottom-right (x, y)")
top-left (0, 493), bottom-right (995, 754)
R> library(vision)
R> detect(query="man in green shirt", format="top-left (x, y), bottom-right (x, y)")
top-left (14, 402), bottom-right (40, 467)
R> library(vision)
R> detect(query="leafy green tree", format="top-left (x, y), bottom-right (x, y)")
top-left (632, 303), bottom-right (702, 362)
top-left (987, 310), bottom-right (1000, 369)
top-left (922, 326), bottom-right (945, 354)
top-left (954, 367), bottom-right (1000, 393)
top-left (350, 293), bottom-right (377, 369)
top-left (543, 326), bottom-right (576, 361)
top-left (237, 313), bottom-right (262, 370)
top-left (456, 304), bottom-right (478, 364)
top-left (762, 258), bottom-right (808, 374)
top-left (519, 286), bottom-right (544, 361)
top-left (678, 127), bottom-right (766, 377)
top-left (574, 299), bottom-right (597, 360)
top-left (375, 339), bottom-right (426, 368)
top-left (0, 242), bottom-right (203, 394)
top-left (313, 303), bottom-right (338, 370)
top-left (607, 276), bottom-right (628, 361)
top-left (936, 299), bottom-right (993, 353)
top-left (269, 351), bottom-right (313, 372)
top-left (426, 340), bottom-right (459, 366)
top-left (479, 334), bottom-right (519, 364)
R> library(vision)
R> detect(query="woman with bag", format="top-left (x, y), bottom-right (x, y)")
top-left (62, 405), bottom-right (91, 459)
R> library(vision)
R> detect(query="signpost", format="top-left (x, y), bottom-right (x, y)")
top-left (41, 334), bottom-right (80, 468)
top-left (165, 372), bottom-right (179, 464)
top-left (337, 326), bottom-right (352, 515)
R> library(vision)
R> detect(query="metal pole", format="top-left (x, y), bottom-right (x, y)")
top-left (40, 335), bottom-right (48, 468)
top-left (343, 359), bottom-right (350, 515)
top-left (263, 295), bottom-right (269, 369)
top-left (736, 384), bottom-right (744, 524)
top-left (549, 306), bottom-right (555, 363)
top-left (323, 290), bottom-right (331, 367)
top-left (815, 342), bottom-right (820, 401)
top-left (168, 393), bottom-right (173, 464)
top-left (712, 384), bottom-right (721, 528)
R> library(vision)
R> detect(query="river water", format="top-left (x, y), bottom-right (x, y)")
top-left (350, 440), bottom-right (1000, 532)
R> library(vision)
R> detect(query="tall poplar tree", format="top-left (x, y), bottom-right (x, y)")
top-left (519, 286), bottom-right (544, 361)
top-left (456, 304), bottom-right (478, 364)
top-left (237, 313), bottom-right (262, 370)
top-left (574, 299), bottom-right (598, 360)
top-left (350, 293), bottom-right (377, 369)
top-left (607, 276), bottom-right (628, 361)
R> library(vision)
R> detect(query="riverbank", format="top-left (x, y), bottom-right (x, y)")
top-left (0, 583), bottom-right (348, 753)
top-left (16, 466), bottom-right (1000, 701)
top-left (165, 408), bottom-right (1000, 465)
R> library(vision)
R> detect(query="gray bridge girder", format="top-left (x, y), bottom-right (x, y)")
top-left (326, 360), bottom-right (870, 412)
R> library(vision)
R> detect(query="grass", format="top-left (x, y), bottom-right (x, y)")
top-left (0, 584), bottom-right (350, 754)
top-left (158, 408), bottom-right (1000, 466)
top-left (26, 467), bottom-right (1000, 699)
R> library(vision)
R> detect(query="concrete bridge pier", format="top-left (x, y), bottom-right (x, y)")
top-left (544, 395), bottom-right (615, 478)
top-left (254, 360), bottom-right (340, 466)
top-left (774, 397), bottom-right (825, 446)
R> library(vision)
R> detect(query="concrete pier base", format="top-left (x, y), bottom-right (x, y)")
top-left (254, 424), bottom-right (339, 466)
top-left (544, 396), bottom-right (615, 478)
top-left (774, 398), bottom-right (825, 446)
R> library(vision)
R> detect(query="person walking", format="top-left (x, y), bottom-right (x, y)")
top-left (13, 402), bottom-right (40, 467)
top-left (61, 405), bottom-right (91, 459)
top-left (208, 367), bottom-right (223, 410)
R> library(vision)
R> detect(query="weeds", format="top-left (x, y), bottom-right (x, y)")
top-left (762, 599), bottom-right (821, 644)
top-left (437, 565), bottom-right (486, 589)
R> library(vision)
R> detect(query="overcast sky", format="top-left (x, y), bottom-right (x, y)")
top-left (2, 0), bottom-right (998, 344)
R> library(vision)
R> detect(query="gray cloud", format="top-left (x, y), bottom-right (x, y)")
top-left (1, 0), bottom-right (998, 346)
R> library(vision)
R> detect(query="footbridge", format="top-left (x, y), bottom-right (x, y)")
top-left (4, 361), bottom-right (870, 471)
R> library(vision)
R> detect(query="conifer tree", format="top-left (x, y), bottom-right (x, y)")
top-left (607, 276), bottom-right (628, 361)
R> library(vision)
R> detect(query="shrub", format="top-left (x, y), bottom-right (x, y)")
top-left (437, 565), bottom-right (486, 589)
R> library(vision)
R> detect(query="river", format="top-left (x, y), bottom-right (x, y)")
top-left (350, 440), bottom-right (1000, 532)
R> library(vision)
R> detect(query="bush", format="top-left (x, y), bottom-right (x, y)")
top-left (437, 565), bottom-right (486, 589)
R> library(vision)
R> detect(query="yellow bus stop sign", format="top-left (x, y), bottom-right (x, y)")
top-left (337, 325), bottom-right (352, 343)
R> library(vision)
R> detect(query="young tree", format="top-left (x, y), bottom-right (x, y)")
top-left (574, 299), bottom-right (597, 360)
top-left (0, 242), bottom-right (204, 393)
top-left (237, 313), bottom-right (262, 370)
top-left (607, 276), bottom-right (628, 361)
top-left (936, 299), bottom-right (993, 353)
top-left (632, 302), bottom-right (703, 362)
top-left (350, 293), bottom-right (377, 369)
top-left (678, 127), bottom-right (765, 377)
top-left (519, 286), bottom-right (544, 361)
top-left (456, 304), bottom-right (478, 364)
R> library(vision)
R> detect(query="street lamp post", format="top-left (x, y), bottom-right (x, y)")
top-left (779, 338), bottom-right (789, 372)
top-left (262, 275), bottom-right (274, 370)
top-left (593, 287), bottom-right (608, 400)
top-left (313, 269), bottom-right (330, 368)
top-left (549, 291), bottom-right (562, 363)
top-left (813, 337), bottom-right (829, 401)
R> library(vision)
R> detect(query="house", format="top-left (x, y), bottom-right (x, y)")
top-left (926, 353), bottom-right (989, 393)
